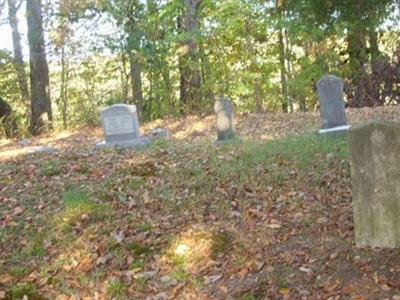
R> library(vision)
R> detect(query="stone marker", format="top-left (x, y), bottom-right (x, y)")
top-left (97, 104), bottom-right (150, 148)
top-left (316, 75), bottom-right (349, 133)
top-left (349, 120), bottom-right (400, 248)
top-left (29, 146), bottom-right (57, 154)
top-left (214, 97), bottom-right (235, 142)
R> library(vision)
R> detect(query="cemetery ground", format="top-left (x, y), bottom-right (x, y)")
top-left (1, 107), bottom-right (400, 300)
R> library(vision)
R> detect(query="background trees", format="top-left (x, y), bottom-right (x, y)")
top-left (0, 0), bottom-right (399, 137)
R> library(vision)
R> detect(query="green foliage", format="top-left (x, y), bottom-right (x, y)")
top-left (7, 282), bottom-right (46, 300)
top-left (128, 242), bottom-right (152, 257)
top-left (1, 0), bottom-right (399, 131)
top-left (62, 189), bottom-right (93, 210)
top-left (106, 278), bottom-right (127, 299)
top-left (0, 50), bottom-right (20, 105)
top-left (39, 160), bottom-right (62, 176)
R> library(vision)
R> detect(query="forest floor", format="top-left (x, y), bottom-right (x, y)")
top-left (1, 106), bottom-right (400, 300)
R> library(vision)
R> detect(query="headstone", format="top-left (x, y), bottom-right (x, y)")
top-left (349, 120), bottom-right (400, 248)
top-left (214, 97), bottom-right (235, 142)
top-left (97, 104), bottom-right (150, 148)
top-left (316, 75), bottom-right (349, 133)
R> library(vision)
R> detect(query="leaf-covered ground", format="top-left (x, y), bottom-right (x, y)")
top-left (1, 107), bottom-right (400, 300)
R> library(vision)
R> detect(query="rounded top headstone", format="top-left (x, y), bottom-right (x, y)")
top-left (214, 96), bottom-right (234, 114)
top-left (317, 75), bottom-right (344, 90)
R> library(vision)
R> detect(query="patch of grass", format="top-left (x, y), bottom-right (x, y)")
top-left (128, 242), bottom-right (152, 257)
top-left (106, 279), bottom-right (127, 299)
top-left (7, 282), bottom-right (47, 300)
top-left (25, 232), bottom-right (47, 258)
top-left (9, 266), bottom-right (30, 277)
top-left (190, 276), bottom-right (205, 288)
top-left (62, 189), bottom-right (92, 210)
top-left (241, 293), bottom-right (258, 300)
top-left (129, 261), bottom-right (144, 270)
top-left (211, 231), bottom-right (234, 256)
top-left (170, 268), bottom-right (189, 282)
top-left (170, 254), bottom-right (187, 267)
top-left (28, 245), bottom-right (47, 257)
top-left (129, 176), bottom-right (146, 190)
top-left (148, 138), bottom-right (171, 151)
top-left (39, 160), bottom-right (62, 176)
top-left (135, 276), bottom-right (149, 291)
top-left (203, 133), bottom-right (349, 191)
top-left (59, 189), bottom-right (109, 225)
top-left (138, 223), bottom-right (153, 232)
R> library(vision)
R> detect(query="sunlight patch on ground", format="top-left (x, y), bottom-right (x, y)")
top-left (174, 119), bottom-right (210, 140)
top-left (161, 228), bottom-right (232, 275)
top-left (39, 131), bottom-right (74, 145)
top-left (259, 133), bottom-right (275, 140)
top-left (0, 146), bottom-right (48, 161)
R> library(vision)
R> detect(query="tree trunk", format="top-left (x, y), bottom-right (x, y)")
top-left (129, 51), bottom-right (144, 115)
top-left (347, 26), bottom-right (368, 107)
top-left (0, 97), bottom-right (18, 138)
top-left (120, 50), bottom-right (129, 103)
top-left (284, 27), bottom-right (294, 112)
top-left (277, 0), bottom-right (289, 113)
top-left (60, 45), bottom-right (68, 129)
top-left (179, 0), bottom-right (202, 114)
top-left (27, 0), bottom-right (52, 135)
top-left (369, 29), bottom-right (380, 62)
top-left (7, 0), bottom-right (30, 114)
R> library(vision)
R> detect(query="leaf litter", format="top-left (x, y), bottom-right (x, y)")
top-left (0, 107), bottom-right (400, 299)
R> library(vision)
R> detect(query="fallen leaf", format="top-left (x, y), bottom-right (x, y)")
top-left (204, 274), bottom-right (223, 284)
top-left (279, 287), bottom-right (290, 295)
top-left (267, 223), bottom-right (281, 229)
top-left (0, 274), bottom-right (13, 284)
top-left (13, 206), bottom-right (24, 216)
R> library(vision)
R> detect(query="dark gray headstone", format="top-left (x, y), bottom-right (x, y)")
top-left (214, 97), bottom-right (235, 142)
top-left (349, 120), bottom-right (400, 248)
top-left (317, 75), bottom-right (348, 132)
top-left (97, 104), bottom-right (150, 148)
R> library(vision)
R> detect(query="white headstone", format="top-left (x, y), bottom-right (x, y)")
top-left (97, 104), bottom-right (150, 148)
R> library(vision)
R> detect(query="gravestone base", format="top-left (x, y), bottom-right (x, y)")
top-left (96, 137), bottom-right (151, 149)
top-left (319, 125), bottom-right (350, 134)
top-left (213, 137), bottom-right (241, 146)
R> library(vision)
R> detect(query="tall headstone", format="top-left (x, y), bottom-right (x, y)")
top-left (316, 75), bottom-right (349, 133)
top-left (97, 104), bottom-right (150, 148)
top-left (214, 97), bottom-right (235, 142)
top-left (349, 120), bottom-right (400, 248)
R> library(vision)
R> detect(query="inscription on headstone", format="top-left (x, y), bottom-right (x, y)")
top-left (349, 120), bottom-right (400, 248)
top-left (316, 75), bottom-right (349, 133)
top-left (97, 104), bottom-right (150, 148)
top-left (104, 115), bottom-right (136, 136)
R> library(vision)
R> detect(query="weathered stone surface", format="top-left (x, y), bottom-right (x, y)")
top-left (214, 97), bottom-right (235, 142)
top-left (98, 104), bottom-right (150, 148)
top-left (101, 104), bottom-right (140, 142)
top-left (317, 75), bottom-right (347, 130)
top-left (349, 120), bottom-right (400, 248)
